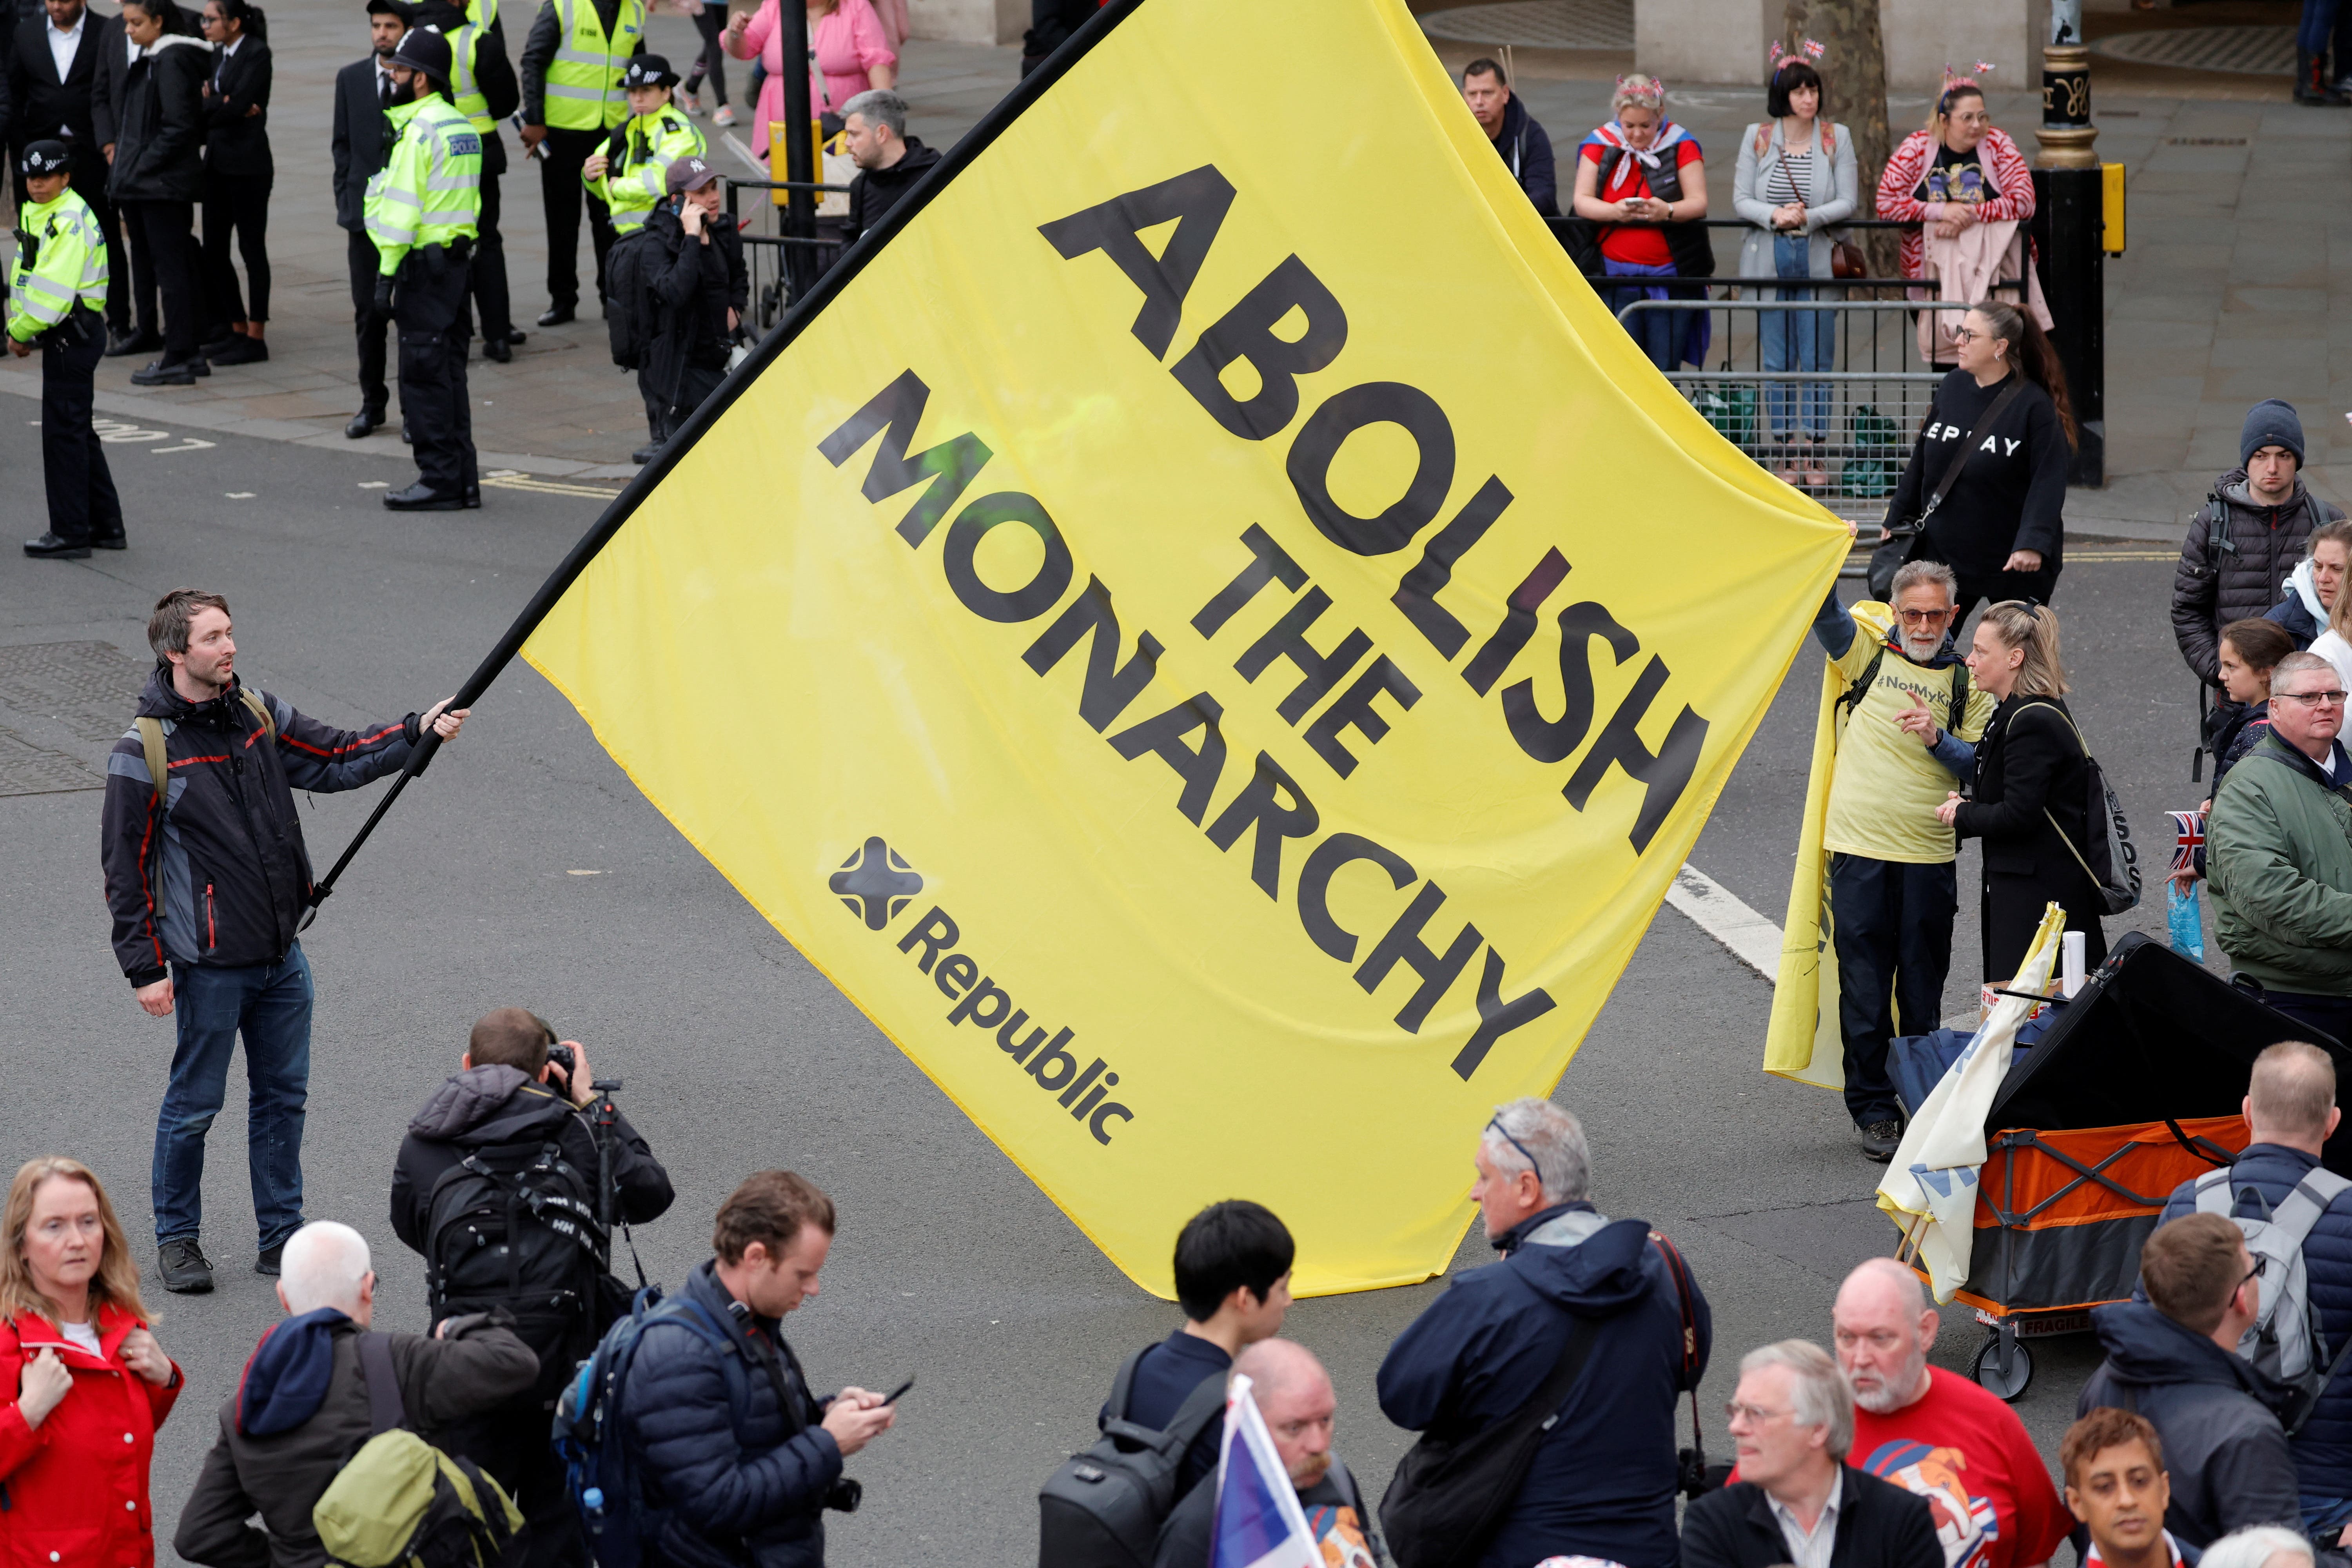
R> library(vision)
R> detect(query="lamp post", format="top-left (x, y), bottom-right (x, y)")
top-left (2035, 0), bottom-right (2103, 485)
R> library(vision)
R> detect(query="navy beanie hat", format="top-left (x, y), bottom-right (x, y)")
top-left (2242, 399), bottom-right (2305, 469)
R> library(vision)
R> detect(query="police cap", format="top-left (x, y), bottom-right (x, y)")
top-left (22, 141), bottom-right (72, 178)
top-left (622, 54), bottom-right (679, 90)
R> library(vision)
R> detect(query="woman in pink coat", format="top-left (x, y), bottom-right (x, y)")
top-left (723, 0), bottom-right (897, 156)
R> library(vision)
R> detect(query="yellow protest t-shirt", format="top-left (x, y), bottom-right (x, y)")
top-left (1822, 630), bottom-right (1996, 864)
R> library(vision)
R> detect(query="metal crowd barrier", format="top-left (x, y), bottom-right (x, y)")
top-left (723, 176), bottom-right (854, 330)
top-left (1613, 295), bottom-right (2025, 529)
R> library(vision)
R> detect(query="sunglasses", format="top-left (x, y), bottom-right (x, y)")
top-left (1486, 1115), bottom-right (1541, 1181)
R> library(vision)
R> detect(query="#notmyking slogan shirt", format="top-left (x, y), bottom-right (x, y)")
top-left (1824, 611), bottom-right (1997, 864)
top-left (1853, 1367), bottom-right (2072, 1568)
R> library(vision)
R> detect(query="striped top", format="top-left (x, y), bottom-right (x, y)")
top-left (1767, 143), bottom-right (1813, 207)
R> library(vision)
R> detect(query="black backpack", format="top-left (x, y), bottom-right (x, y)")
top-left (603, 229), bottom-right (664, 371)
top-left (422, 1139), bottom-right (606, 1366)
top-left (1036, 1349), bottom-right (1226, 1568)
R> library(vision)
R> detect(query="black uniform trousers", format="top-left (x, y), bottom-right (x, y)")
top-left (37, 310), bottom-right (124, 546)
top-left (15, 155), bottom-right (131, 332)
top-left (346, 230), bottom-right (394, 416)
top-left (1829, 852), bottom-right (1957, 1127)
top-left (468, 162), bottom-right (514, 344)
top-left (394, 244), bottom-right (477, 496)
top-left (200, 168), bottom-right (272, 325)
top-left (119, 199), bottom-right (200, 359)
top-left (538, 125), bottom-right (615, 310)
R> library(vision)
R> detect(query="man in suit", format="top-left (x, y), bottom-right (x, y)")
top-left (330, 0), bottom-right (411, 438)
top-left (1680, 1340), bottom-right (1944, 1568)
top-left (7, 0), bottom-right (134, 345)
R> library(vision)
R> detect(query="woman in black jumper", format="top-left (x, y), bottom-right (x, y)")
top-left (1934, 601), bottom-right (2106, 983)
top-left (196, 0), bottom-right (272, 365)
top-left (108, 0), bottom-right (211, 386)
top-left (1887, 298), bottom-right (2076, 616)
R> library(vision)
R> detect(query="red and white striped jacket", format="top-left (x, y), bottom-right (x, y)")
top-left (1873, 125), bottom-right (2036, 281)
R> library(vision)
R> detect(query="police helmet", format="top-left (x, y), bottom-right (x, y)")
top-left (390, 25), bottom-right (452, 85)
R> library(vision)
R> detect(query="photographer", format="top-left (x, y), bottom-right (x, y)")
top-left (389, 1007), bottom-right (673, 1568)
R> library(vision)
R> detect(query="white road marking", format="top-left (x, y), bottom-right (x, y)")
top-left (152, 439), bottom-right (216, 454)
top-left (1664, 863), bottom-right (1780, 981)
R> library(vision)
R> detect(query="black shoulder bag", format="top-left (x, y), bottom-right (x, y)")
top-left (1378, 1314), bottom-right (1601, 1568)
top-left (1869, 378), bottom-right (2026, 599)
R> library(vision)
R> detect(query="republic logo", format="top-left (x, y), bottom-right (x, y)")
top-left (830, 836), bottom-right (923, 930)
top-left (824, 836), bottom-right (1135, 1146)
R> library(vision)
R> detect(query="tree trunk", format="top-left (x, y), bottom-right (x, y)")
top-left (1783, 0), bottom-right (1900, 280)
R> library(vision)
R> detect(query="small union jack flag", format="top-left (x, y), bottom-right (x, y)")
top-left (2169, 810), bottom-right (2205, 873)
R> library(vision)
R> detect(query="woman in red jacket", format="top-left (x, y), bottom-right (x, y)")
top-left (0, 1157), bottom-right (182, 1568)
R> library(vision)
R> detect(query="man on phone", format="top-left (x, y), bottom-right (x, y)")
top-left (390, 1006), bottom-right (674, 1568)
top-left (630, 152), bottom-right (744, 464)
top-left (621, 1171), bottom-right (898, 1567)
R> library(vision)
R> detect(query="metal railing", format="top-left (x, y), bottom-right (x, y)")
top-left (1615, 297), bottom-right (1988, 526)
top-left (724, 176), bottom-right (855, 330)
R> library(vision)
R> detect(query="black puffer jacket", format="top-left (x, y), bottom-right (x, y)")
top-left (644, 201), bottom-right (747, 402)
top-left (390, 1064), bottom-right (675, 1397)
top-left (100, 670), bottom-right (421, 985)
top-left (622, 1260), bottom-right (844, 1568)
top-left (2173, 470), bottom-right (2341, 684)
top-left (108, 32), bottom-right (208, 204)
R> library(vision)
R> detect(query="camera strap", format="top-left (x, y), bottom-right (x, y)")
top-left (1646, 1229), bottom-right (1709, 1477)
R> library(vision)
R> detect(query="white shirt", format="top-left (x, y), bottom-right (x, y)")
top-left (48, 9), bottom-right (84, 84)
top-left (58, 1320), bottom-right (102, 1357)
top-left (1765, 1467), bottom-right (1842, 1568)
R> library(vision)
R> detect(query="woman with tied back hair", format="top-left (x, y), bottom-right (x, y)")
top-left (1571, 73), bottom-right (1710, 373)
top-left (1886, 299), bottom-right (2075, 617)
top-left (0, 1158), bottom-right (182, 1568)
top-left (1934, 601), bottom-right (2106, 981)
top-left (1874, 74), bottom-right (2035, 292)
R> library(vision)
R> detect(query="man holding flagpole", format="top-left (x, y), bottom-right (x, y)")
top-left (1184, 1341), bottom-right (1381, 1568)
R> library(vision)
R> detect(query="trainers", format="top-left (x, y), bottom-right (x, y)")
top-left (255, 1243), bottom-right (284, 1277)
top-left (681, 90), bottom-right (703, 116)
top-left (1858, 1119), bottom-right (1904, 1163)
top-left (158, 1238), bottom-right (215, 1294)
top-left (713, 104), bottom-right (737, 127)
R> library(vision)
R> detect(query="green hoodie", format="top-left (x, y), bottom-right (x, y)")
top-left (2208, 730), bottom-right (2352, 995)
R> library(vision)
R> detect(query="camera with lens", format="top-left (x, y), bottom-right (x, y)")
top-left (544, 1040), bottom-right (578, 1095)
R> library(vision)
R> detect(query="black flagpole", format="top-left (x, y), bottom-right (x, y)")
top-left (301, 0), bottom-right (1149, 921)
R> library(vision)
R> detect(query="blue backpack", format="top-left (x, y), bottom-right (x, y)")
top-left (551, 1285), bottom-right (749, 1568)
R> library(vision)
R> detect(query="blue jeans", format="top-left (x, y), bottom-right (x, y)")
top-left (151, 943), bottom-right (312, 1249)
top-left (2304, 1494), bottom-right (2352, 1539)
top-left (2302, 0), bottom-right (2339, 54)
top-left (1762, 232), bottom-right (1835, 439)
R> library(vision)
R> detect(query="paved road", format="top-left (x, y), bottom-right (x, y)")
top-left (0, 403), bottom-right (2191, 1560)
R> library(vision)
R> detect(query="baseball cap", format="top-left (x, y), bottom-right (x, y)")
top-left (22, 141), bottom-right (71, 177)
top-left (622, 55), bottom-right (679, 90)
top-left (666, 156), bottom-right (719, 196)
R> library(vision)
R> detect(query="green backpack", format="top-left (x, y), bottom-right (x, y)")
top-left (312, 1336), bottom-right (522, 1568)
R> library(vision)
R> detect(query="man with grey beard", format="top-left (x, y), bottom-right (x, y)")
top-left (1831, 1261), bottom-right (2069, 1568)
top-left (1808, 562), bottom-right (1996, 1161)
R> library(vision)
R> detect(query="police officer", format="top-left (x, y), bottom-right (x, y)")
top-left (419, 0), bottom-right (524, 362)
top-left (10, 141), bottom-right (126, 560)
top-left (365, 28), bottom-right (484, 511)
top-left (584, 55), bottom-right (705, 239)
top-left (516, 0), bottom-right (645, 324)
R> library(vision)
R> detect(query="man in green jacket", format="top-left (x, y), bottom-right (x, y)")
top-left (2208, 650), bottom-right (2352, 1042)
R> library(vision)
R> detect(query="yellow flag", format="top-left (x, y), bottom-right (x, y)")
top-left (519, 0), bottom-right (1847, 1296)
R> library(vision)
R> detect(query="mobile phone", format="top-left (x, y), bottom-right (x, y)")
top-left (882, 1378), bottom-right (913, 1405)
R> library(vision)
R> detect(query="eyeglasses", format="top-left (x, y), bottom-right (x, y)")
top-left (1725, 1401), bottom-right (1791, 1425)
top-left (1896, 607), bottom-right (1955, 623)
top-left (2276, 690), bottom-right (2349, 708)
top-left (1486, 1115), bottom-right (1541, 1181)
top-left (1949, 326), bottom-right (1984, 344)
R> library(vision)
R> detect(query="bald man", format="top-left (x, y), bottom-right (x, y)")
top-left (173, 1221), bottom-right (537, 1568)
top-left (1152, 1339), bottom-right (1381, 1568)
top-left (2156, 1040), bottom-right (2352, 1543)
top-left (1830, 1259), bottom-right (2069, 1568)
